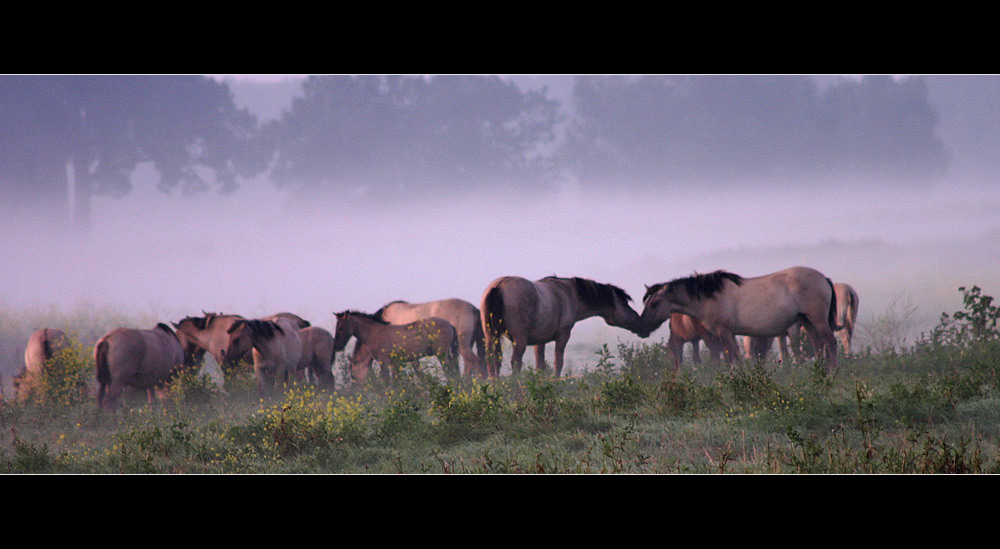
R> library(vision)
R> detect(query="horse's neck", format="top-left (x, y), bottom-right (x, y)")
top-left (349, 318), bottom-right (383, 346)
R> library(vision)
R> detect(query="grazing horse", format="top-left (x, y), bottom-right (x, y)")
top-left (172, 311), bottom-right (310, 372)
top-left (334, 311), bottom-right (458, 381)
top-left (783, 282), bottom-right (860, 362)
top-left (639, 266), bottom-right (839, 371)
top-left (667, 313), bottom-right (723, 369)
top-left (94, 323), bottom-right (186, 411)
top-left (14, 328), bottom-right (69, 402)
top-left (223, 317), bottom-right (304, 395)
top-left (297, 326), bottom-right (337, 388)
top-left (374, 298), bottom-right (485, 377)
top-left (480, 275), bottom-right (645, 377)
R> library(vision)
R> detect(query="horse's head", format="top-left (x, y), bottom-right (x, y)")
top-left (332, 311), bottom-right (354, 352)
top-left (638, 282), bottom-right (682, 335)
top-left (221, 319), bottom-right (266, 365)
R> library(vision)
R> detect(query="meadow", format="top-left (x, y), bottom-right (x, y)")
top-left (1, 286), bottom-right (999, 474)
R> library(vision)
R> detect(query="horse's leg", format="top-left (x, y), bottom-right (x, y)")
top-left (458, 336), bottom-right (482, 377)
top-left (838, 328), bottom-right (851, 355)
top-left (484, 332), bottom-right (503, 377)
top-left (534, 344), bottom-right (546, 372)
top-left (101, 382), bottom-right (126, 411)
top-left (777, 334), bottom-right (790, 365)
top-left (510, 338), bottom-right (527, 375)
top-left (800, 318), bottom-right (839, 372)
top-left (720, 332), bottom-right (741, 365)
top-left (691, 339), bottom-right (702, 365)
top-left (552, 332), bottom-right (571, 377)
top-left (667, 334), bottom-right (683, 370)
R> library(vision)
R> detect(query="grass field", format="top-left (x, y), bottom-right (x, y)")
top-left (2, 286), bottom-right (998, 474)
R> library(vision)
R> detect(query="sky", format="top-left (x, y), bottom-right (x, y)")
top-left (2, 74), bottom-right (998, 373)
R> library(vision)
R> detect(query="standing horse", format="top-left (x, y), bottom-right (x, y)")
top-left (667, 313), bottom-right (724, 369)
top-left (334, 311), bottom-right (458, 381)
top-left (95, 323), bottom-right (186, 411)
top-left (480, 276), bottom-right (645, 377)
top-left (374, 298), bottom-right (485, 377)
top-left (222, 317), bottom-right (304, 395)
top-left (14, 328), bottom-right (69, 402)
top-left (638, 267), bottom-right (839, 371)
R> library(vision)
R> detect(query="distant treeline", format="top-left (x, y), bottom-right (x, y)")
top-left (2, 74), bottom-right (989, 226)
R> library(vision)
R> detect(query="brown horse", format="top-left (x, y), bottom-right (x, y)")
top-left (374, 298), bottom-right (485, 377)
top-left (481, 275), bottom-right (645, 377)
top-left (639, 266), bottom-right (839, 371)
top-left (667, 313), bottom-right (723, 369)
top-left (95, 323), bottom-right (186, 411)
top-left (223, 317), bottom-right (304, 394)
top-left (334, 311), bottom-right (458, 381)
top-left (14, 328), bottom-right (70, 402)
top-left (297, 326), bottom-right (337, 388)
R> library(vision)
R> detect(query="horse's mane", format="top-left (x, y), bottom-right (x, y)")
top-left (652, 270), bottom-right (744, 301)
top-left (545, 276), bottom-right (633, 308)
top-left (228, 319), bottom-right (285, 339)
top-left (154, 322), bottom-right (181, 341)
top-left (176, 312), bottom-right (244, 330)
top-left (336, 310), bottom-right (389, 325)
top-left (373, 301), bottom-right (408, 319)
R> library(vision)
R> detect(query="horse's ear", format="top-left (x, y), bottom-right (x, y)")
top-left (644, 284), bottom-right (650, 290)
top-left (171, 321), bottom-right (180, 328)
top-left (227, 320), bottom-right (245, 334)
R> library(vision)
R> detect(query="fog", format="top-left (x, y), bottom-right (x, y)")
top-left (2, 75), bottom-right (999, 381)
top-left (3, 167), bottom-right (997, 349)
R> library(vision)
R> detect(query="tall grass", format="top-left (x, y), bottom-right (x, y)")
top-left (2, 286), bottom-right (999, 473)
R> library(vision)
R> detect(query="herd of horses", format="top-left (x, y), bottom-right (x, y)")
top-left (11, 265), bottom-right (859, 411)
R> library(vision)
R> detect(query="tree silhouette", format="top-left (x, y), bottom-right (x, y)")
top-left (559, 75), bottom-right (948, 188)
top-left (0, 75), bottom-right (265, 229)
top-left (263, 75), bottom-right (562, 203)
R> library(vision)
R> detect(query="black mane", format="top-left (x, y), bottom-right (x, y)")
top-left (659, 270), bottom-right (744, 300)
top-left (335, 310), bottom-right (389, 324)
top-left (228, 319), bottom-right (285, 339)
top-left (545, 276), bottom-right (633, 309)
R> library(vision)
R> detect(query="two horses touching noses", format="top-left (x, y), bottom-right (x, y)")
top-left (476, 266), bottom-right (843, 378)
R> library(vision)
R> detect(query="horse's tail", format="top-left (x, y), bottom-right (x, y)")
top-left (826, 278), bottom-right (841, 331)
top-left (483, 286), bottom-right (506, 340)
top-left (95, 337), bottom-right (111, 408)
top-left (845, 286), bottom-right (860, 336)
top-left (482, 286), bottom-right (506, 376)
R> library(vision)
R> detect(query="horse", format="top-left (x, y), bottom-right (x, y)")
top-left (297, 326), bottom-right (337, 388)
top-left (14, 328), bottom-right (69, 402)
top-left (172, 311), bottom-right (310, 373)
top-left (783, 282), bottom-right (860, 362)
top-left (222, 317), bottom-right (304, 395)
top-left (94, 323), bottom-right (186, 411)
top-left (480, 275), bottom-right (645, 377)
top-left (639, 266), bottom-right (839, 371)
top-left (666, 313), bottom-right (723, 369)
top-left (334, 311), bottom-right (458, 381)
top-left (374, 298), bottom-right (485, 377)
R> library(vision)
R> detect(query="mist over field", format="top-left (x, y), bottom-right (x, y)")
top-left (2, 74), bottom-right (999, 382)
